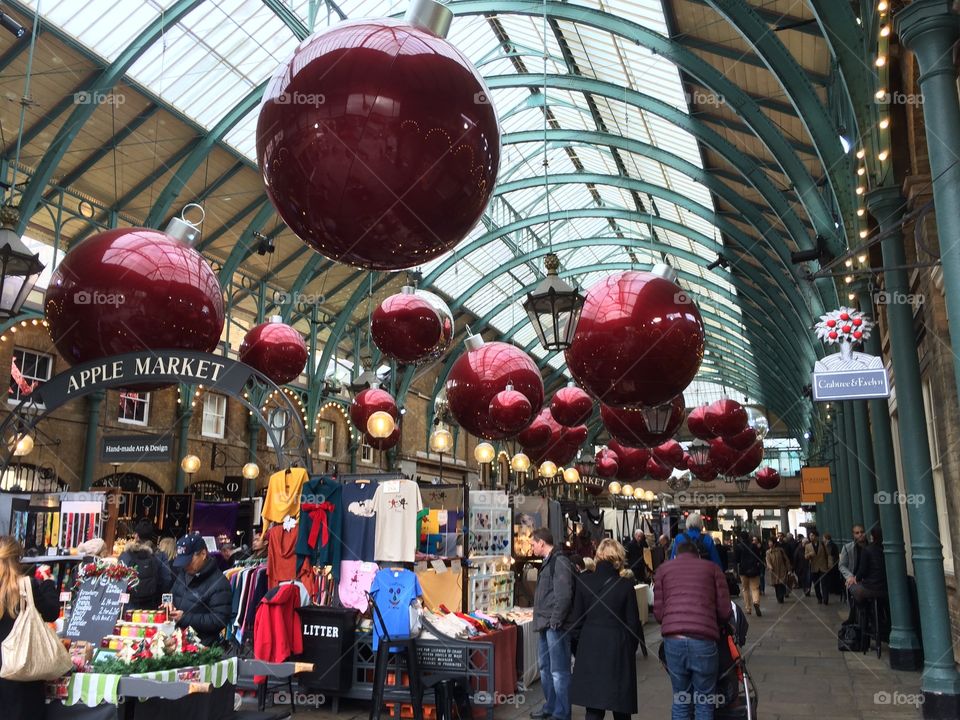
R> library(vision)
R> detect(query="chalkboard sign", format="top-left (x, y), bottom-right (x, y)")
top-left (65, 575), bottom-right (127, 642)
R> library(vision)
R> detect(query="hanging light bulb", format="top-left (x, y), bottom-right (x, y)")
top-left (845, 259), bottom-right (854, 268)
top-left (474, 442), bottom-right (496, 464)
top-left (511, 452), bottom-right (531, 472)
top-left (563, 466), bottom-right (580, 484)
top-left (875, 55), bottom-right (886, 68)
top-left (878, 0), bottom-right (888, 11)
top-left (608, 481), bottom-right (622, 496)
top-left (878, 149), bottom-right (889, 162)
top-left (879, 118), bottom-right (890, 129)
top-left (430, 423), bottom-right (454, 453)
top-left (880, 25), bottom-right (890, 36)
top-left (366, 410), bottom-right (396, 439)
top-left (856, 186), bottom-right (865, 195)
top-left (856, 149), bottom-right (865, 160)
top-left (875, 88), bottom-right (887, 100)
top-left (620, 483), bottom-right (634, 497)
top-left (858, 254), bottom-right (868, 264)
top-left (857, 208), bottom-right (865, 217)
top-left (539, 460), bottom-right (558, 478)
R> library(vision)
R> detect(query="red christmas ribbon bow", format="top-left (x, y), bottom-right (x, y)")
top-left (302, 501), bottom-right (335, 548)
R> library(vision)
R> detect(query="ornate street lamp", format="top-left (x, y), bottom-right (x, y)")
top-left (522, 253), bottom-right (584, 352)
top-left (0, 205), bottom-right (44, 320)
top-left (687, 439), bottom-right (711, 466)
top-left (734, 476), bottom-right (751, 493)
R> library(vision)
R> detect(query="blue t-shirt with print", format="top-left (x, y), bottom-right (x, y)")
top-left (370, 568), bottom-right (422, 650)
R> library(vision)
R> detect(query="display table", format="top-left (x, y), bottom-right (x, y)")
top-left (468, 624), bottom-right (518, 699)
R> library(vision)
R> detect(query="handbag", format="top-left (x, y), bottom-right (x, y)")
top-left (0, 576), bottom-right (73, 681)
top-left (837, 621), bottom-right (863, 652)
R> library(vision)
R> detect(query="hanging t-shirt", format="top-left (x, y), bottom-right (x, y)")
top-left (296, 476), bottom-right (344, 579)
top-left (342, 481), bottom-right (378, 562)
top-left (369, 568), bottom-right (422, 649)
top-left (373, 480), bottom-right (423, 563)
top-left (262, 468), bottom-right (308, 524)
top-left (267, 523), bottom-right (299, 588)
top-left (339, 560), bottom-right (379, 612)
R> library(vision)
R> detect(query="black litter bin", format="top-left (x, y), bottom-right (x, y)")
top-left (295, 606), bottom-right (358, 692)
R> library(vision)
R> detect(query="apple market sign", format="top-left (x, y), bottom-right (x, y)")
top-left (811, 308), bottom-right (889, 401)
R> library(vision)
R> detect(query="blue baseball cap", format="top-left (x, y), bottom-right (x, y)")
top-left (174, 532), bottom-right (207, 568)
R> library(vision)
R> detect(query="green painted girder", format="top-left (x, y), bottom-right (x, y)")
top-left (144, 80), bottom-right (269, 229)
top-left (0, 30), bottom-right (34, 74)
top-left (14, 0), bottom-right (205, 237)
top-left (493, 171), bottom-right (818, 322)
top-left (279, 255), bottom-right (334, 323)
top-left (427, 188), bottom-right (819, 351)
top-left (702, 0), bottom-right (854, 243)
top-left (215, 201), bottom-right (276, 287)
top-left (693, 111), bottom-right (819, 158)
top-left (415, 264), bottom-right (804, 437)
top-left (43, 104), bottom-right (161, 195)
top-left (443, 1), bottom-right (843, 254)
top-left (495, 123), bottom-right (832, 314)
top-left (0, 310), bottom-right (42, 335)
top-left (679, 35), bottom-right (829, 86)
top-left (198, 197), bottom-right (270, 253)
top-left (262, 0), bottom-right (311, 40)
top-left (685, 0), bottom-right (825, 38)
top-left (16, 73), bottom-right (99, 151)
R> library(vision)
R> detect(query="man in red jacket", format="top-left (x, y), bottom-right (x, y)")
top-left (654, 537), bottom-right (732, 720)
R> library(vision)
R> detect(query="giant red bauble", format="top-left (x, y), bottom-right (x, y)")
top-left (550, 385), bottom-right (593, 427)
top-left (256, 19), bottom-right (500, 270)
top-left (517, 409), bottom-right (552, 449)
top-left (595, 448), bottom-right (620, 478)
top-left (446, 338), bottom-right (544, 440)
top-left (488, 386), bottom-right (533, 434)
top-left (686, 405), bottom-right (715, 440)
top-left (350, 388), bottom-right (399, 431)
top-left (704, 398), bottom-right (748, 438)
top-left (653, 439), bottom-right (684, 468)
top-left (608, 440), bottom-right (649, 481)
top-left (755, 466), bottom-right (782, 490)
top-left (646, 456), bottom-right (672, 481)
top-left (727, 441), bottom-right (764, 476)
top-left (707, 437), bottom-right (739, 474)
top-left (725, 426), bottom-right (758, 451)
top-left (565, 271), bottom-right (704, 406)
top-left (44, 228), bottom-right (224, 369)
top-left (600, 395), bottom-right (684, 447)
top-left (689, 460), bottom-right (719, 482)
top-left (365, 427), bottom-right (401, 451)
top-left (239, 317), bottom-right (308, 386)
top-left (371, 287), bottom-right (453, 364)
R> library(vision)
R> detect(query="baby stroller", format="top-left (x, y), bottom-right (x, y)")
top-left (658, 601), bottom-right (758, 720)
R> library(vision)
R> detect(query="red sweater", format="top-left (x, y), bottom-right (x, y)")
top-left (654, 553), bottom-right (732, 642)
top-left (253, 583), bottom-right (303, 681)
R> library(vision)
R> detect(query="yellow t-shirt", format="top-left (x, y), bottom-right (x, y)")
top-left (262, 467), bottom-right (308, 524)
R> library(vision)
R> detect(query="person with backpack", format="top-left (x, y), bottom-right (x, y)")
top-left (734, 532), bottom-right (763, 616)
top-left (119, 520), bottom-right (173, 610)
top-left (668, 513), bottom-right (722, 569)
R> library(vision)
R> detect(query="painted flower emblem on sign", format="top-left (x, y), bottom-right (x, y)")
top-left (815, 307), bottom-right (873, 346)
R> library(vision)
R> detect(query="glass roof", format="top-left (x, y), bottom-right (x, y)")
top-left (21, 0), bottom-right (755, 384)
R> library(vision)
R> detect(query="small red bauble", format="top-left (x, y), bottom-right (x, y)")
top-left (828, 331), bottom-right (838, 340)
top-left (256, 18), bottom-right (500, 270)
top-left (371, 286), bottom-right (453, 364)
top-left (755, 466), bottom-right (782, 490)
top-left (595, 448), bottom-right (620, 478)
top-left (446, 334), bottom-right (544, 440)
top-left (727, 441), bottom-right (764, 476)
top-left (488, 384), bottom-right (533, 434)
top-left (365, 427), bottom-right (400, 451)
top-left (646, 456), bottom-right (672, 481)
top-left (45, 228), bottom-right (224, 368)
top-left (853, 318), bottom-right (862, 326)
top-left (550, 385), bottom-right (593, 427)
top-left (707, 437), bottom-right (739, 474)
top-left (842, 325), bottom-right (852, 333)
top-left (517, 409), bottom-right (552, 449)
top-left (565, 270), bottom-right (704, 407)
top-left (690, 461), bottom-right (719, 482)
top-left (853, 331), bottom-right (863, 339)
top-left (840, 312), bottom-right (850, 321)
top-left (681, 452), bottom-right (692, 471)
top-left (608, 440), bottom-right (649, 481)
top-left (564, 425), bottom-right (589, 447)
top-left (350, 388), bottom-right (399, 431)
top-left (239, 316), bottom-right (308, 386)
top-left (826, 319), bottom-right (836, 327)
top-left (704, 398), bottom-right (748, 438)
top-left (653, 439), bottom-right (684, 468)
top-left (686, 405), bottom-right (715, 440)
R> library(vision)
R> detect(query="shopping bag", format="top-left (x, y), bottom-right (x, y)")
top-left (0, 576), bottom-right (73, 681)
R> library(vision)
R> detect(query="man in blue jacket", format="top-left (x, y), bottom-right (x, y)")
top-left (669, 513), bottom-right (723, 568)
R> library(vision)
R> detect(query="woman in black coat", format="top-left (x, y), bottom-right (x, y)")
top-left (569, 539), bottom-right (641, 720)
top-left (0, 536), bottom-right (60, 719)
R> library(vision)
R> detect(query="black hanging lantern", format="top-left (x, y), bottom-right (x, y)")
top-left (522, 253), bottom-right (584, 352)
top-left (642, 401), bottom-right (675, 434)
top-left (0, 205), bottom-right (43, 320)
top-left (734, 476), bottom-right (750, 493)
top-left (687, 438), bottom-right (711, 465)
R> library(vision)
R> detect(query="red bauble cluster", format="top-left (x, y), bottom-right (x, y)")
top-left (689, 461), bottom-right (719, 482)
top-left (565, 270), bottom-right (704, 407)
top-left (595, 447), bottom-right (620, 478)
top-left (600, 394), bottom-right (684, 447)
top-left (550, 385), bottom-right (593, 427)
top-left (371, 287), bottom-right (453, 365)
top-left (686, 405), bottom-right (713, 440)
top-left (652, 439), bottom-right (684, 468)
top-left (256, 19), bottom-right (500, 270)
top-left (239, 317), bottom-right (308, 386)
top-left (708, 436), bottom-right (763, 476)
top-left (446, 336), bottom-right (543, 440)
top-left (520, 408), bottom-right (586, 467)
top-left (646, 456), bottom-right (672, 481)
top-left (755, 466), bottom-right (782, 490)
top-left (44, 228), bottom-right (225, 369)
top-left (608, 440), bottom-right (650, 481)
top-left (704, 398), bottom-right (749, 438)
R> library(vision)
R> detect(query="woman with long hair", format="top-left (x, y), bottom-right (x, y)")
top-left (765, 538), bottom-right (791, 604)
top-left (0, 536), bottom-right (60, 717)
top-left (569, 539), bottom-right (641, 720)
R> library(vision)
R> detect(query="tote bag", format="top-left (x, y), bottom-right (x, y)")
top-left (0, 576), bottom-right (73, 681)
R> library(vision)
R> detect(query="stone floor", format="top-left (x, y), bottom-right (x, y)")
top-left (262, 588), bottom-right (924, 720)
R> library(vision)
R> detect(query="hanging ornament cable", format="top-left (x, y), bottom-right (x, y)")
top-left (8, 2), bottom-right (42, 207)
top-left (542, 0), bottom-right (551, 255)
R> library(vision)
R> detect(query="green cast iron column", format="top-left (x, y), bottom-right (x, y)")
top-left (833, 416), bottom-right (853, 544)
top-left (247, 415), bottom-right (259, 497)
top-left (852, 398), bottom-right (880, 532)
top-left (81, 391), bottom-right (104, 491)
top-left (842, 404), bottom-right (863, 528)
top-left (857, 283), bottom-right (923, 670)
top-left (868, 185), bottom-right (960, 707)
top-left (825, 458), bottom-right (841, 539)
top-left (175, 399), bottom-right (194, 493)
top-left (897, 0), bottom-right (960, 421)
